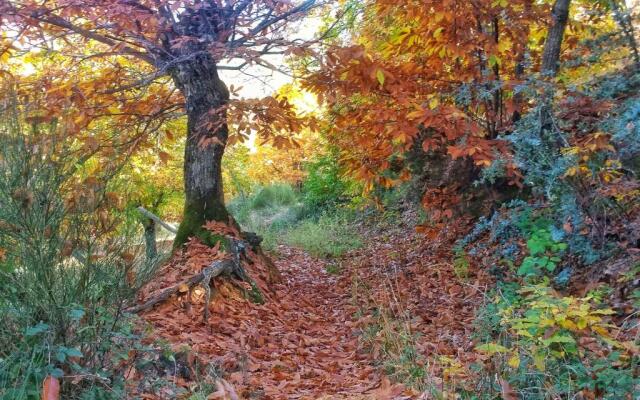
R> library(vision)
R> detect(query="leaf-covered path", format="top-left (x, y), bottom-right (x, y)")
top-left (236, 246), bottom-right (381, 398)
top-left (138, 224), bottom-right (490, 399)
top-left (139, 244), bottom-right (382, 398)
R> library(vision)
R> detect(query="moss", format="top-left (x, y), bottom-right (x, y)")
top-left (245, 281), bottom-right (264, 304)
top-left (173, 197), bottom-right (231, 250)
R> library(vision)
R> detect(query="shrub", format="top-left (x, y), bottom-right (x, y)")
top-left (472, 282), bottom-right (639, 399)
top-left (250, 183), bottom-right (298, 210)
top-left (0, 99), bottom-right (154, 398)
top-left (301, 153), bottom-right (360, 215)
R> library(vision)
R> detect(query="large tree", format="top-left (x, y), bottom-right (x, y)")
top-left (1, 0), bottom-right (320, 247)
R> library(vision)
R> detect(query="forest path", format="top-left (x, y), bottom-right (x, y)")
top-left (141, 243), bottom-right (389, 399)
top-left (140, 225), bottom-right (488, 399)
top-left (232, 245), bottom-right (384, 398)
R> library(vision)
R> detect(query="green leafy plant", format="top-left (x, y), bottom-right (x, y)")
top-left (517, 228), bottom-right (567, 277)
top-left (301, 152), bottom-right (360, 215)
top-left (453, 249), bottom-right (470, 280)
top-left (473, 282), bottom-right (638, 399)
top-left (0, 97), bottom-right (156, 399)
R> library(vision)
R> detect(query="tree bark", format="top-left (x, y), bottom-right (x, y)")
top-left (540, 0), bottom-right (572, 137)
top-left (170, 52), bottom-right (232, 249)
top-left (541, 0), bottom-right (572, 76)
top-left (143, 218), bottom-right (158, 261)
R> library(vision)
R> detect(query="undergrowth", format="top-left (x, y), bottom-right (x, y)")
top-left (0, 101), bottom-right (163, 398)
top-left (229, 181), bottom-right (364, 259)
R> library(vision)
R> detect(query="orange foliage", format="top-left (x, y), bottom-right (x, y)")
top-left (303, 0), bottom-right (555, 202)
top-left (1, 0), bottom-right (318, 174)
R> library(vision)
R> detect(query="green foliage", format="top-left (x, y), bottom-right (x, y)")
top-left (229, 177), bottom-right (363, 258)
top-left (517, 227), bottom-right (567, 277)
top-left (324, 262), bottom-right (342, 275)
top-left (487, 76), bottom-right (640, 267)
top-left (250, 183), bottom-right (299, 210)
top-left (453, 249), bottom-right (470, 280)
top-left (222, 144), bottom-right (253, 199)
top-left (301, 152), bottom-right (361, 215)
top-left (471, 282), bottom-right (638, 399)
top-left (228, 183), bottom-right (303, 251)
top-left (0, 102), bottom-right (155, 399)
top-left (282, 211), bottom-right (362, 258)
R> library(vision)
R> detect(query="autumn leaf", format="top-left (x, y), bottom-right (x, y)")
top-left (41, 376), bottom-right (60, 400)
top-left (376, 69), bottom-right (385, 86)
top-left (475, 342), bottom-right (509, 355)
top-left (499, 378), bottom-right (518, 400)
top-left (371, 377), bottom-right (405, 400)
top-left (507, 353), bottom-right (520, 369)
top-left (158, 151), bottom-right (171, 164)
top-left (207, 378), bottom-right (239, 400)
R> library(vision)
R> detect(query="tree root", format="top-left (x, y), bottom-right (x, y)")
top-left (127, 258), bottom-right (235, 315)
top-left (128, 236), bottom-right (266, 321)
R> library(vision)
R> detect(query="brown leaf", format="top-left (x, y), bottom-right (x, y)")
top-left (371, 377), bottom-right (406, 400)
top-left (499, 378), bottom-right (518, 400)
top-left (158, 151), bottom-right (171, 164)
top-left (207, 378), bottom-right (239, 400)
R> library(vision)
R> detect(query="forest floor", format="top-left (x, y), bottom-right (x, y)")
top-left (135, 217), bottom-right (492, 399)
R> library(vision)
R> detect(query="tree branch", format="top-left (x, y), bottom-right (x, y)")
top-left (137, 207), bottom-right (178, 234)
top-left (229, 0), bottom-right (319, 48)
top-left (30, 12), bottom-right (156, 65)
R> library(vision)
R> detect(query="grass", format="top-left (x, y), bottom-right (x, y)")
top-left (351, 274), bottom-right (443, 395)
top-left (325, 262), bottom-right (342, 275)
top-left (249, 183), bottom-right (298, 210)
top-left (281, 212), bottom-right (362, 258)
top-left (228, 183), bottom-right (363, 259)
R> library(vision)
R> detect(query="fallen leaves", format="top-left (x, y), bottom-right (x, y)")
top-left (499, 378), bottom-right (518, 400)
top-left (134, 217), bottom-right (490, 398)
top-left (208, 379), bottom-right (240, 400)
top-left (137, 240), bottom-right (380, 398)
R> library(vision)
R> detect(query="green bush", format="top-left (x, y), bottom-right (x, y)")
top-left (301, 153), bottom-right (360, 215)
top-left (250, 183), bottom-right (298, 210)
top-left (0, 101), bottom-right (154, 399)
top-left (470, 282), bottom-right (639, 399)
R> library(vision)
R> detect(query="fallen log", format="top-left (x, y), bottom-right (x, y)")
top-left (137, 206), bottom-right (178, 234)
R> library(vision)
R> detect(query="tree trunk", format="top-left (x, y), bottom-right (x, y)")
top-left (171, 53), bottom-right (232, 249)
top-left (541, 0), bottom-right (572, 76)
top-left (540, 0), bottom-right (572, 137)
top-left (143, 218), bottom-right (158, 261)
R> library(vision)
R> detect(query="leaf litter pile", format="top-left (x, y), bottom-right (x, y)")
top-left (133, 222), bottom-right (491, 399)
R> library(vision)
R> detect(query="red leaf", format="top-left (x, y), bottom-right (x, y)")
top-left (42, 376), bottom-right (60, 400)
